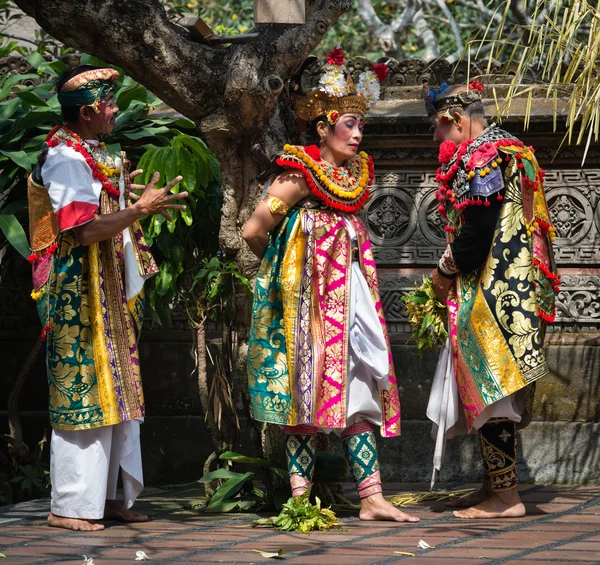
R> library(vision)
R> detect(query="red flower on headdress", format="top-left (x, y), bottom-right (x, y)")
top-left (370, 63), bottom-right (389, 83)
top-left (438, 140), bottom-right (458, 164)
top-left (304, 145), bottom-right (321, 161)
top-left (326, 47), bottom-right (345, 66)
top-left (468, 79), bottom-right (484, 92)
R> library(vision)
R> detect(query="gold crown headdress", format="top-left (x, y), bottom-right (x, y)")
top-left (290, 48), bottom-right (389, 125)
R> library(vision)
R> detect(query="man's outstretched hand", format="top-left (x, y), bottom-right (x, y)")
top-left (129, 170), bottom-right (188, 222)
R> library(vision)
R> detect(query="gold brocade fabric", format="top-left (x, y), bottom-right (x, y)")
top-left (28, 176), bottom-right (58, 252)
top-left (448, 152), bottom-right (557, 432)
top-left (247, 206), bottom-right (401, 437)
top-left (30, 131), bottom-right (156, 430)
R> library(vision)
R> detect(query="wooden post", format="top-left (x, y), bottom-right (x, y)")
top-left (254, 0), bottom-right (305, 24)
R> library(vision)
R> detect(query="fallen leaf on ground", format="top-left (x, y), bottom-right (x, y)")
top-left (251, 548), bottom-right (285, 559)
top-left (135, 550), bottom-right (151, 560)
top-left (394, 551), bottom-right (416, 556)
top-left (418, 540), bottom-right (435, 549)
top-left (0, 554), bottom-right (6, 559)
top-left (82, 556), bottom-right (94, 565)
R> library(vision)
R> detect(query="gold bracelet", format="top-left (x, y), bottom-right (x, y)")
top-left (264, 194), bottom-right (289, 216)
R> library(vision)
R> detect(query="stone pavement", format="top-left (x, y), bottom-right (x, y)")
top-left (0, 483), bottom-right (599, 564)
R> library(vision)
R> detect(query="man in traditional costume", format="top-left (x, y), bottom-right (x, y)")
top-left (243, 50), bottom-right (418, 523)
top-left (423, 82), bottom-right (558, 519)
top-left (27, 65), bottom-right (187, 531)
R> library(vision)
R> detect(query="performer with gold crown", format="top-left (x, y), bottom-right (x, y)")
top-left (422, 81), bottom-right (558, 519)
top-left (243, 49), bottom-right (418, 523)
top-left (27, 65), bottom-right (187, 531)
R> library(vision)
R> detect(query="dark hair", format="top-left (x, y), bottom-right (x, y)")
top-left (440, 85), bottom-right (488, 126)
top-left (307, 115), bottom-right (335, 144)
top-left (56, 65), bottom-right (102, 123)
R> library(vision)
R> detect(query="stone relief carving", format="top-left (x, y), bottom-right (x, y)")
top-left (368, 170), bottom-right (600, 331)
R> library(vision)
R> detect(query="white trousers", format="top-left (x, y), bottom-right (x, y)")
top-left (50, 420), bottom-right (144, 519)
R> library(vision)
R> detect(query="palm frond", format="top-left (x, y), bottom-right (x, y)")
top-left (469, 0), bottom-right (600, 163)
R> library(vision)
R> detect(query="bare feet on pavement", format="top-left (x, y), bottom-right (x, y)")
top-left (446, 481), bottom-right (492, 509)
top-left (103, 500), bottom-right (149, 522)
top-left (360, 493), bottom-right (420, 523)
top-left (48, 512), bottom-right (104, 531)
top-left (453, 488), bottom-right (526, 519)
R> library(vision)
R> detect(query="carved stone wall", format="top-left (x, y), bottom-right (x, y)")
top-left (363, 166), bottom-right (600, 334)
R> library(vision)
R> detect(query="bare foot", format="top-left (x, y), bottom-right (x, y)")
top-left (446, 483), bottom-right (492, 509)
top-left (48, 512), bottom-right (104, 531)
top-left (103, 500), bottom-right (149, 522)
top-left (360, 493), bottom-right (420, 523)
top-left (453, 488), bottom-right (526, 519)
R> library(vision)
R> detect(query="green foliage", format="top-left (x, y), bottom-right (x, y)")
top-left (196, 467), bottom-right (266, 513)
top-left (194, 450), bottom-right (349, 515)
top-left (0, 53), bottom-right (224, 327)
top-left (403, 275), bottom-right (448, 355)
top-left (253, 492), bottom-right (341, 533)
top-left (9, 464), bottom-right (50, 497)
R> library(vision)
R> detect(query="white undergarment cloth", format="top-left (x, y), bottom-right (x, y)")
top-left (426, 338), bottom-right (528, 488)
top-left (50, 420), bottom-right (144, 519)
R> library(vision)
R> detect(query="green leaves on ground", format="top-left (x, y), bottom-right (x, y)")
top-left (253, 492), bottom-right (340, 533)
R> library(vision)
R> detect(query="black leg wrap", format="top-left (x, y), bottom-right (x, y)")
top-left (479, 419), bottom-right (518, 491)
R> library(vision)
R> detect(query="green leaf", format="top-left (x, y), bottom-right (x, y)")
top-left (219, 451), bottom-right (282, 468)
top-left (176, 145), bottom-right (197, 192)
top-left (522, 157), bottom-right (536, 182)
top-left (122, 125), bottom-right (171, 140)
top-left (0, 215), bottom-right (30, 259)
top-left (199, 469), bottom-right (252, 483)
top-left (0, 149), bottom-right (32, 172)
top-left (0, 97), bottom-right (22, 120)
top-left (23, 134), bottom-right (49, 151)
top-left (155, 264), bottom-right (172, 297)
top-left (25, 52), bottom-right (46, 70)
top-left (116, 82), bottom-right (148, 112)
top-left (206, 472), bottom-right (254, 510)
top-left (0, 73), bottom-right (39, 100)
top-left (16, 109), bottom-right (59, 131)
top-left (203, 500), bottom-right (240, 513)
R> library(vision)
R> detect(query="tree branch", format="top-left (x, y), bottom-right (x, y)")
top-left (14, 0), bottom-right (220, 122)
top-left (412, 5), bottom-right (439, 60)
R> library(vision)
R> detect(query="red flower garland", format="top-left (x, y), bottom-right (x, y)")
top-left (438, 140), bottom-right (457, 164)
top-left (275, 151), bottom-right (373, 213)
top-left (45, 126), bottom-right (120, 200)
top-left (304, 145), bottom-right (321, 161)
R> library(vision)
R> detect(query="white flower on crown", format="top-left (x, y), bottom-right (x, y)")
top-left (356, 70), bottom-right (381, 105)
top-left (318, 63), bottom-right (348, 98)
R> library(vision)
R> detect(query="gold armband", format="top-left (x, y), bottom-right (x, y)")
top-left (264, 194), bottom-right (289, 216)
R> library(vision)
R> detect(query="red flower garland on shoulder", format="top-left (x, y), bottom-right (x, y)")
top-left (438, 140), bottom-right (457, 164)
top-left (45, 126), bottom-right (120, 200)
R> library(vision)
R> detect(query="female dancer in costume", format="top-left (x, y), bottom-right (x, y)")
top-left (243, 50), bottom-right (418, 523)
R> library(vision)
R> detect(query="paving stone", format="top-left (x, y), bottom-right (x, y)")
top-left (523, 549), bottom-right (600, 560)
top-left (0, 483), bottom-right (598, 564)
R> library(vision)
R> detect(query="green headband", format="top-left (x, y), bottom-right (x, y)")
top-left (57, 80), bottom-right (115, 108)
